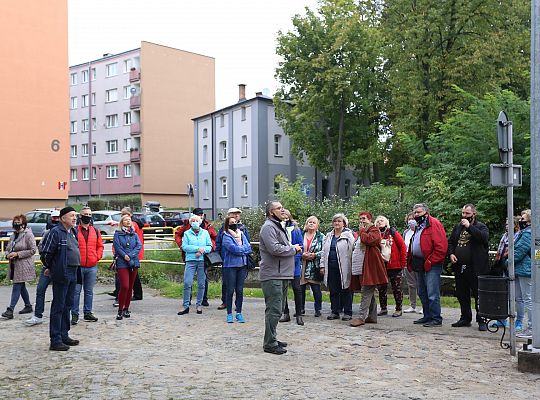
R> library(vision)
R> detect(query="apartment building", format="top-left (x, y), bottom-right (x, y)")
top-left (193, 85), bottom-right (357, 217)
top-left (69, 41), bottom-right (215, 207)
top-left (0, 0), bottom-right (68, 217)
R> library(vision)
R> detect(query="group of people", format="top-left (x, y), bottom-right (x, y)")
top-left (1, 206), bottom-right (145, 350)
top-left (1, 200), bottom-right (534, 353)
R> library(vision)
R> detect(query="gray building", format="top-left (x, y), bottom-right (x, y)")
top-left (193, 85), bottom-right (357, 217)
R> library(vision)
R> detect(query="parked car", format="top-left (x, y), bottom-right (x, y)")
top-left (159, 210), bottom-right (192, 228)
top-left (25, 208), bottom-right (61, 237)
top-left (91, 210), bottom-right (122, 237)
top-left (0, 219), bottom-right (14, 240)
top-left (133, 212), bottom-right (167, 235)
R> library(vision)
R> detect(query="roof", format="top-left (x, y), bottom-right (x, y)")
top-left (192, 94), bottom-right (274, 121)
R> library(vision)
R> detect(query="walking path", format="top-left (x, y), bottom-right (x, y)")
top-left (0, 285), bottom-right (538, 399)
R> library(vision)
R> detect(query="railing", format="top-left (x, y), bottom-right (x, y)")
top-left (130, 122), bottom-right (141, 135)
top-left (130, 148), bottom-right (140, 162)
top-left (129, 69), bottom-right (140, 82)
top-left (130, 95), bottom-right (140, 109)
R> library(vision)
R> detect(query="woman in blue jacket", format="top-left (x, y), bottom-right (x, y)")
top-left (178, 215), bottom-right (213, 316)
top-left (222, 216), bottom-right (252, 323)
top-left (113, 215), bottom-right (142, 320)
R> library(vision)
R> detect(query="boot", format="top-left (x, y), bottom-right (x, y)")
top-left (296, 315), bottom-right (304, 326)
top-left (19, 305), bottom-right (33, 314)
top-left (1, 307), bottom-right (14, 319)
top-left (279, 313), bottom-right (291, 323)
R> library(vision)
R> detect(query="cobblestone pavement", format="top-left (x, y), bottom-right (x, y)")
top-left (0, 285), bottom-right (539, 399)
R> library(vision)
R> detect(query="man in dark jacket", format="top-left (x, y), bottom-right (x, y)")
top-left (40, 207), bottom-right (81, 351)
top-left (448, 204), bottom-right (489, 331)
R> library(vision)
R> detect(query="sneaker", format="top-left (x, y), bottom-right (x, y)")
top-left (235, 313), bottom-right (245, 323)
top-left (423, 320), bottom-right (442, 327)
top-left (18, 305), bottom-right (33, 314)
top-left (71, 313), bottom-right (79, 325)
top-left (1, 308), bottom-right (14, 319)
top-left (403, 307), bottom-right (417, 313)
top-left (516, 328), bottom-right (532, 338)
top-left (25, 315), bottom-right (43, 326)
top-left (377, 309), bottom-right (388, 316)
top-left (490, 319), bottom-right (508, 328)
top-left (83, 313), bottom-right (98, 322)
top-left (226, 314), bottom-right (234, 323)
top-left (515, 320), bottom-right (523, 332)
top-left (113, 302), bottom-right (119, 307)
top-left (263, 346), bottom-right (287, 355)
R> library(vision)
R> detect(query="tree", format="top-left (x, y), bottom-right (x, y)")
top-left (274, 0), bottom-right (387, 194)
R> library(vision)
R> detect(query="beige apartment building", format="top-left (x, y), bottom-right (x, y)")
top-left (0, 0), bottom-right (69, 217)
top-left (69, 42), bottom-right (215, 208)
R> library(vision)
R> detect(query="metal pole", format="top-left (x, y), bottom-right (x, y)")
top-left (507, 122), bottom-right (516, 356)
top-left (530, 0), bottom-right (540, 350)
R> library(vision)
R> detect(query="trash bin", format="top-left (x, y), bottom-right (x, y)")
top-left (478, 275), bottom-right (508, 320)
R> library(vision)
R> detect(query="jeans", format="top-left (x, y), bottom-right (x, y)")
top-left (515, 275), bottom-right (532, 328)
top-left (301, 283), bottom-right (322, 313)
top-left (223, 267), bottom-right (246, 314)
top-left (9, 282), bottom-right (31, 310)
top-left (72, 266), bottom-right (97, 316)
top-left (50, 267), bottom-right (77, 345)
top-left (261, 279), bottom-right (285, 350)
top-left (183, 260), bottom-right (206, 308)
top-left (35, 267), bottom-right (52, 318)
top-left (417, 264), bottom-right (442, 323)
top-left (283, 276), bottom-right (303, 316)
top-left (327, 267), bottom-right (352, 316)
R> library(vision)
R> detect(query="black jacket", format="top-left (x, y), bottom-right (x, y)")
top-left (447, 220), bottom-right (489, 275)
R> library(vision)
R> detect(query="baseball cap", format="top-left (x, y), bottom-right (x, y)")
top-left (227, 207), bottom-right (242, 214)
top-left (51, 210), bottom-right (60, 217)
top-left (192, 207), bottom-right (204, 216)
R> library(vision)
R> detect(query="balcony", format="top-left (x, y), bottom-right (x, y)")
top-left (132, 175), bottom-right (141, 187)
top-left (130, 122), bottom-right (141, 136)
top-left (129, 68), bottom-right (140, 82)
top-left (130, 148), bottom-right (140, 162)
top-left (130, 95), bottom-right (141, 109)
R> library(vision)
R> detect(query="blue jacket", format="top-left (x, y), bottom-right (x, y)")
top-left (222, 231), bottom-right (252, 268)
top-left (513, 227), bottom-right (531, 277)
top-left (216, 223), bottom-right (250, 258)
top-left (182, 228), bottom-right (212, 262)
top-left (40, 224), bottom-right (79, 283)
top-left (113, 229), bottom-right (142, 269)
top-left (286, 225), bottom-right (304, 277)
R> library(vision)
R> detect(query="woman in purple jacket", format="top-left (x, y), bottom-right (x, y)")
top-left (222, 216), bottom-right (252, 323)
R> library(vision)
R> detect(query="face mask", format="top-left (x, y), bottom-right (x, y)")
top-left (379, 227), bottom-right (386, 232)
top-left (191, 222), bottom-right (200, 230)
top-left (463, 216), bottom-right (473, 223)
top-left (80, 215), bottom-right (92, 224)
top-left (229, 224), bottom-right (239, 231)
top-left (12, 223), bottom-right (22, 231)
top-left (51, 220), bottom-right (59, 225)
top-left (407, 219), bottom-right (417, 228)
top-left (519, 221), bottom-right (528, 230)
top-left (415, 215), bottom-right (426, 225)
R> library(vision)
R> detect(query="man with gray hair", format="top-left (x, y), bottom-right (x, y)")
top-left (407, 203), bottom-right (448, 327)
top-left (259, 201), bottom-right (302, 355)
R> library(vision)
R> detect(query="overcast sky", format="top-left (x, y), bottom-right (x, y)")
top-left (68, 0), bottom-right (318, 109)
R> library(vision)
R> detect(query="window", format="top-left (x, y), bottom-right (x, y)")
top-left (92, 167), bottom-right (97, 180)
top-left (71, 168), bottom-right (77, 181)
top-left (91, 92), bottom-right (96, 105)
top-left (123, 112), bottom-right (131, 125)
top-left (241, 106), bottom-right (246, 121)
top-left (123, 138), bottom-right (131, 152)
top-left (82, 143), bottom-right (89, 156)
top-left (123, 59), bottom-right (133, 73)
top-left (241, 135), bottom-right (248, 157)
top-left (82, 119), bottom-right (89, 132)
top-left (70, 121), bottom-right (77, 134)
top-left (203, 179), bottom-right (209, 199)
top-left (123, 86), bottom-right (131, 99)
top-left (70, 97), bottom-right (78, 109)
top-left (92, 142), bottom-right (96, 155)
top-left (220, 177), bottom-right (227, 198)
top-left (219, 141), bottom-right (227, 161)
top-left (70, 145), bottom-right (77, 158)
top-left (202, 145), bottom-right (208, 165)
top-left (202, 128), bottom-right (208, 138)
top-left (105, 88), bottom-right (118, 103)
top-left (70, 73), bottom-right (77, 85)
top-left (91, 68), bottom-right (96, 80)
top-left (91, 118), bottom-right (96, 131)
top-left (106, 140), bottom-right (118, 153)
top-left (124, 164), bottom-right (132, 177)
top-left (220, 114), bottom-right (225, 127)
top-left (81, 69), bottom-right (88, 83)
top-left (241, 175), bottom-right (248, 197)
top-left (82, 167), bottom-right (89, 181)
top-left (81, 94), bottom-right (89, 107)
top-left (106, 62), bottom-right (118, 77)
top-left (106, 165), bottom-right (118, 179)
top-left (106, 114), bottom-right (118, 128)
top-left (274, 134), bottom-right (282, 156)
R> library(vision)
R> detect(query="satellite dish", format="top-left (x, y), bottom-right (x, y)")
top-left (130, 87), bottom-right (137, 95)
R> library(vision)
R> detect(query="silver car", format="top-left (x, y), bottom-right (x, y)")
top-left (91, 211), bottom-right (122, 237)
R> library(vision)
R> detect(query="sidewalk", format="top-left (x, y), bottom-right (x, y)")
top-left (0, 284), bottom-right (537, 399)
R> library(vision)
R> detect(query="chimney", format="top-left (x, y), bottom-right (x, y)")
top-left (255, 91), bottom-right (263, 97)
top-left (238, 84), bottom-right (246, 102)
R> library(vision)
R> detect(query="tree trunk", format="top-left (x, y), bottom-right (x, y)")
top-left (332, 101), bottom-right (345, 196)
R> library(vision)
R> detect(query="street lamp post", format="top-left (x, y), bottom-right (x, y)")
top-left (98, 165), bottom-right (102, 198)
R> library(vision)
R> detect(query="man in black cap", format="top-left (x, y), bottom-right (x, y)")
top-left (174, 208), bottom-right (217, 306)
top-left (40, 207), bottom-right (81, 351)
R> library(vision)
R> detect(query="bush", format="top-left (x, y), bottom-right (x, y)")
top-left (109, 195), bottom-right (142, 211)
top-left (87, 198), bottom-right (108, 211)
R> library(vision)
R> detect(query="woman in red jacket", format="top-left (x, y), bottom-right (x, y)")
top-left (375, 215), bottom-right (407, 317)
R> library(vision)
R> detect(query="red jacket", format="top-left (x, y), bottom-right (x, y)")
top-left (175, 220), bottom-right (217, 261)
top-left (133, 223), bottom-right (144, 260)
top-left (407, 215), bottom-right (448, 272)
top-left (382, 228), bottom-right (407, 270)
top-left (77, 225), bottom-right (104, 267)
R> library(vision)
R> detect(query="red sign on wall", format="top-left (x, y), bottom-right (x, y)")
top-left (58, 181), bottom-right (67, 190)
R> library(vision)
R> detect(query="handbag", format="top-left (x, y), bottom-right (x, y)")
top-left (204, 251), bottom-right (223, 268)
top-left (108, 258), bottom-right (117, 272)
top-left (380, 239), bottom-right (392, 262)
top-left (246, 253), bottom-right (257, 270)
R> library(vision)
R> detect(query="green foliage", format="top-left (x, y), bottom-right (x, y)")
top-left (108, 195), bottom-right (142, 211)
top-left (87, 198), bottom-right (108, 211)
